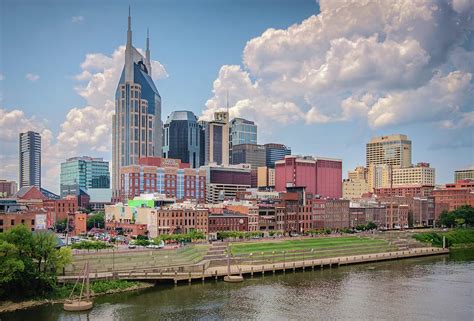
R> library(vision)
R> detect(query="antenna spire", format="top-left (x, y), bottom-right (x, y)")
top-left (146, 27), bottom-right (150, 63)
top-left (128, 5), bottom-right (131, 31)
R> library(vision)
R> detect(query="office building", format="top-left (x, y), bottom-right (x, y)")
top-left (433, 180), bottom-right (474, 211)
top-left (60, 156), bottom-right (110, 197)
top-left (202, 163), bottom-right (252, 203)
top-left (163, 111), bottom-right (201, 168)
top-left (119, 157), bottom-right (206, 202)
top-left (19, 131), bottom-right (41, 188)
top-left (275, 155), bottom-right (342, 199)
top-left (231, 144), bottom-right (266, 168)
top-left (366, 134), bottom-right (412, 168)
top-left (455, 168), bottom-right (474, 182)
top-left (229, 118), bottom-right (257, 163)
top-left (257, 166), bottom-right (275, 189)
top-left (203, 111), bottom-right (230, 166)
top-left (392, 163), bottom-right (435, 187)
top-left (343, 179), bottom-right (370, 200)
top-left (367, 164), bottom-right (392, 192)
top-left (112, 10), bottom-right (163, 197)
top-left (348, 166), bottom-right (367, 180)
top-left (343, 166), bottom-right (369, 200)
top-left (0, 180), bottom-right (18, 198)
top-left (264, 143), bottom-right (291, 168)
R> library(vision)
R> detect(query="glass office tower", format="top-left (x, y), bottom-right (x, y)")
top-left (163, 111), bottom-right (201, 168)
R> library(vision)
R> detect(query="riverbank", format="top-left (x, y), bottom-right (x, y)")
top-left (413, 228), bottom-right (474, 247)
top-left (0, 281), bottom-right (154, 314)
top-left (4, 248), bottom-right (472, 321)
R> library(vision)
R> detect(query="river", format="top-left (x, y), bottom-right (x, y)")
top-left (2, 249), bottom-right (473, 321)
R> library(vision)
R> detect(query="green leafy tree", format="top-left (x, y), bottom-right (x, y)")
top-left (87, 212), bottom-right (105, 230)
top-left (366, 222), bottom-right (377, 230)
top-left (0, 225), bottom-right (73, 300)
top-left (438, 211), bottom-right (457, 228)
top-left (54, 218), bottom-right (67, 233)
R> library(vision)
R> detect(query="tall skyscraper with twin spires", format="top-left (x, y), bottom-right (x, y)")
top-left (112, 8), bottom-right (163, 196)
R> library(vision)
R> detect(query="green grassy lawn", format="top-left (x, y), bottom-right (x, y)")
top-left (68, 244), bottom-right (210, 274)
top-left (230, 236), bottom-right (388, 255)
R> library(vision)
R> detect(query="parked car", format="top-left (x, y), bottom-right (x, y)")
top-left (128, 243), bottom-right (136, 249)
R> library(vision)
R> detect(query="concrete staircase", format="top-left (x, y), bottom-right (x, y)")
top-left (204, 243), bottom-right (229, 267)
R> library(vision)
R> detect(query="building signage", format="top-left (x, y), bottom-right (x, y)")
top-left (35, 214), bottom-right (47, 230)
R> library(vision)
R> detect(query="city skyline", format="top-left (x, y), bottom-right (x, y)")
top-left (1, 0), bottom-right (473, 193)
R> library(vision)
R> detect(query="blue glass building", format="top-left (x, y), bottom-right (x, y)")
top-left (163, 111), bottom-right (201, 168)
top-left (264, 143), bottom-right (291, 168)
top-left (229, 118), bottom-right (257, 164)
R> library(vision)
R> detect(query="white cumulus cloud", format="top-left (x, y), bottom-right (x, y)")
top-left (202, 0), bottom-right (474, 130)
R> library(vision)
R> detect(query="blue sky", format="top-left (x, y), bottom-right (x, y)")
top-left (1, 0), bottom-right (473, 193)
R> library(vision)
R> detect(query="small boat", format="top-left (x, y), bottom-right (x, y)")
top-left (223, 245), bottom-right (244, 283)
top-left (224, 275), bottom-right (244, 283)
top-left (64, 262), bottom-right (93, 311)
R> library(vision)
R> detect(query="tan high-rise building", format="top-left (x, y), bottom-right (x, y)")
top-left (203, 111), bottom-right (229, 166)
top-left (392, 163), bottom-right (435, 186)
top-left (366, 134), bottom-right (412, 168)
top-left (348, 166), bottom-right (367, 181)
top-left (368, 164), bottom-right (392, 192)
top-left (257, 166), bottom-right (275, 188)
top-left (455, 168), bottom-right (474, 182)
top-left (343, 166), bottom-right (369, 199)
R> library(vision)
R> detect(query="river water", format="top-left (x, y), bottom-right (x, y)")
top-left (2, 249), bottom-right (473, 321)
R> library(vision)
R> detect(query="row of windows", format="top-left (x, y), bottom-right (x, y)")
top-left (0, 219), bottom-right (35, 226)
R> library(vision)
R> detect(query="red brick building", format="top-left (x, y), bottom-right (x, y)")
top-left (374, 185), bottom-right (434, 198)
top-left (120, 157), bottom-right (206, 202)
top-left (311, 198), bottom-right (350, 230)
top-left (275, 155), bottom-right (342, 199)
top-left (44, 197), bottom-right (78, 226)
top-left (208, 212), bottom-right (249, 234)
top-left (68, 212), bottom-right (87, 236)
top-left (105, 221), bottom-right (148, 237)
top-left (432, 180), bottom-right (474, 211)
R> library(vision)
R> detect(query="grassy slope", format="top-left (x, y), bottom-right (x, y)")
top-left (413, 229), bottom-right (474, 248)
top-left (230, 237), bottom-right (387, 255)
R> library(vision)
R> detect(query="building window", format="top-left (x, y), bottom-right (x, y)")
top-left (11, 219), bottom-right (15, 226)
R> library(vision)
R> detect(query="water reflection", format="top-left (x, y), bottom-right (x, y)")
top-left (3, 249), bottom-right (473, 321)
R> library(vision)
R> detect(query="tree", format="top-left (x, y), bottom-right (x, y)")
top-left (0, 226), bottom-right (73, 300)
top-left (0, 240), bottom-right (25, 298)
top-left (87, 212), bottom-right (105, 230)
top-left (438, 211), bottom-right (457, 228)
top-left (366, 222), bottom-right (377, 230)
top-left (54, 218), bottom-right (68, 233)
